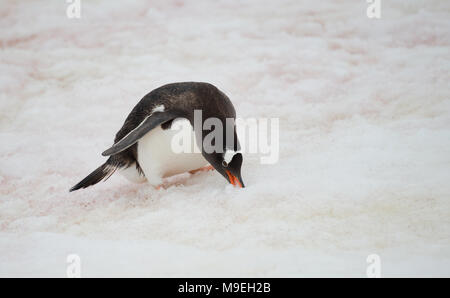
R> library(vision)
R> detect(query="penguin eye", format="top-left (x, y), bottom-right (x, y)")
top-left (222, 160), bottom-right (228, 167)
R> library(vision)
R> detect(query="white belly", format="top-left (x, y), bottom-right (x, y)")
top-left (120, 164), bottom-right (146, 184)
top-left (133, 118), bottom-right (207, 186)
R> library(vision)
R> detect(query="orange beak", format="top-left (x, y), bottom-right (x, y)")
top-left (225, 170), bottom-right (243, 188)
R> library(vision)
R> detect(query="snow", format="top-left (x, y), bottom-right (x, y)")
top-left (1, 0), bottom-right (450, 277)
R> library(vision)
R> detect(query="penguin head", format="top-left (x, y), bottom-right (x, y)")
top-left (209, 150), bottom-right (245, 188)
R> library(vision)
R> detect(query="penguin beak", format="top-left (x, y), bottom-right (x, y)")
top-left (225, 170), bottom-right (244, 188)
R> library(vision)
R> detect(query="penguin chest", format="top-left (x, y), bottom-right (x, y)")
top-left (136, 119), bottom-right (207, 185)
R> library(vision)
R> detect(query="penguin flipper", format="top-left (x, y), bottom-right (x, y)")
top-left (102, 111), bottom-right (179, 156)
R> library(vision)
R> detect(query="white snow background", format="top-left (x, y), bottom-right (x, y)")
top-left (0, 0), bottom-right (449, 277)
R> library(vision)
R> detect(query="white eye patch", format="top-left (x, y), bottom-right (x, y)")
top-left (223, 149), bottom-right (239, 164)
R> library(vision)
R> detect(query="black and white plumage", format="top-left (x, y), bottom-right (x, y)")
top-left (70, 82), bottom-right (245, 192)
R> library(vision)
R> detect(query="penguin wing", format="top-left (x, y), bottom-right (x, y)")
top-left (102, 110), bottom-right (180, 156)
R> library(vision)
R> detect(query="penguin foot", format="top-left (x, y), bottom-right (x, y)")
top-left (189, 165), bottom-right (214, 174)
top-left (152, 166), bottom-right (214, 189)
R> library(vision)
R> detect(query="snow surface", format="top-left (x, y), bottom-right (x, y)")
top-left (1, 0), bottom-right (450, 277)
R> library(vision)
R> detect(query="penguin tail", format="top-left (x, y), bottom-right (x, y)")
top-left (69, 158), bottom-right (121, 192)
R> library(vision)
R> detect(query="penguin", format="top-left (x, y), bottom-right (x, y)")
top-left (70, 82), bottom-right (245, 191)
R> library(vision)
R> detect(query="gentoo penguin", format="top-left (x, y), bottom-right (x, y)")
top-left (70, 82), bottom-right (245, 191)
